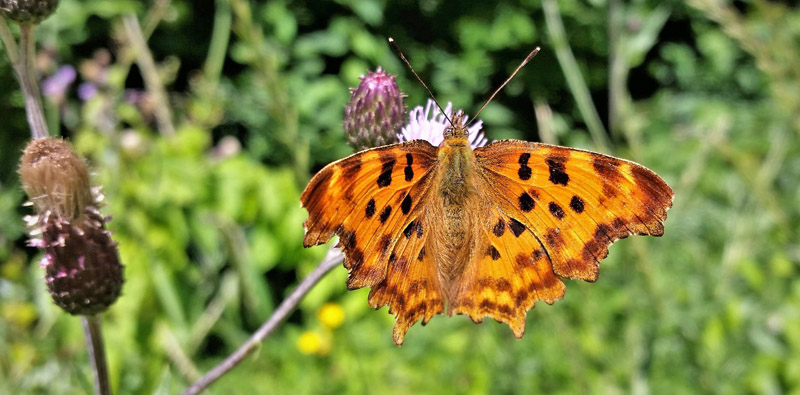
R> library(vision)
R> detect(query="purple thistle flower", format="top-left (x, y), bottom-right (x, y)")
top-left (19, 138), bottom-right (123, 316)
top-left (399, 99), bottom-right (488, 148)
top-left (77, 82), bottom-right (98, 101)
top-left (343, 67), bottom-right (406, 151)
top-left (41, 65), bottom-right (76, 98)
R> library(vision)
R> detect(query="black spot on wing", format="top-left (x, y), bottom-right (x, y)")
top-left (379, 205), bottom-right (392, 223)
top-left (365, 199), bottom-right (376, 218)
top-left (518, 192), bottom-right (535, 212)
top-left (569, 195), bottom-right (585, 213)
top-left (403, 220), bottom-right (417, 238)
top-left (404, 153), bottom-right (414, 181)
top-left (486, 245), bottom-right (501, 260)
top-left (401, 194), bottom-right (412, 214)
top-left (492, 219), bottom-right (505, 237)
top-left (508, 218), bottom-right (525, 237)
top-left (377, 154), bottom-right (396, 187)
top-left (546, 156), bottom-right (569, 186)
top-left (518, 153), bottom-right (532, 180)
top-left (548, 201), bottom-right (565, 219)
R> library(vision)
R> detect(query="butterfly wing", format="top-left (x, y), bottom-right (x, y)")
top-left (301, 140), bottom-right (444, 344)
top-left (449, 208), bottom-right (567, 337)
top-left (450, 140), bottom-right (673, 336)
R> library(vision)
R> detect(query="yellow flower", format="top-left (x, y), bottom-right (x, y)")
top-left (297, 331), bottom-right (330, 356)
top-left (318, 303), bottom-right (345, 329)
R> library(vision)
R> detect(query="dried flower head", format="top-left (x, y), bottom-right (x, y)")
top-left (0, 0), bottom-right (60, 23)
top-left (19, 138), bottom-right (92, 220)
top-left (343, 67), bottom-right (406, 151)
top-left (400, 99), bottom-right (488, 148)
top-left (20, 138), bottom-right (123, 315)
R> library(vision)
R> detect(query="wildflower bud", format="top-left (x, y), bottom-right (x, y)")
top-left (0, 0), bottom-right (60, 23)
top-left (343, 67), bottom-right (405, 151)
top-left (19, 138), bottom-right (123, 315)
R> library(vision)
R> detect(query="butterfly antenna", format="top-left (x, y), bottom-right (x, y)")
top-left (388, 37), bottom-right (454, 127)
top-left (469, 46), bottom-right (541, 126)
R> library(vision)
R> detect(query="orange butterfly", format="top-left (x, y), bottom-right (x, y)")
top-left (301, 108), bottom-right (673, 345)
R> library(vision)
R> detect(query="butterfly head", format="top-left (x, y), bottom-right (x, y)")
top-left (442, 110), bottom-right (470, 145)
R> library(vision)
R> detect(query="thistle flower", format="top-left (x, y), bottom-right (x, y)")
top-left (19, 138), bottom-right (123, 315)
top-left (41, 65), bottom-right (75, 102)
top-left (0, 0), bottom-right (60, 23)
top-left (400, 99), bottom-right (488, 148)
top-left (343, 67), bottom-right (406, 151)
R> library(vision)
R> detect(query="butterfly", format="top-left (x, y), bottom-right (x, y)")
top-left (301, 109), bottom-right (673, 346)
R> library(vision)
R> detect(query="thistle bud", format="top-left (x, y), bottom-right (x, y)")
top-left (20, 138), bottom-right (123, 315)
top-left (343, 67), bottom-right (405, 151)
top-left (0, 0), bottom-right (60, 23)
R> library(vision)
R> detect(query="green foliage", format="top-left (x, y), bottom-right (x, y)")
top-left (1, 0), bottom-right (800, 393)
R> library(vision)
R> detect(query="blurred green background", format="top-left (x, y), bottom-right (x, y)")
top-left (1, 0), bottom-right (799, 393)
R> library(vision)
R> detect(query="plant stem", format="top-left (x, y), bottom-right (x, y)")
top-left (0, 18), bottom-right (20, 64)
top-left (121, 14), bottom-right (175, 137)
top-left (608, 0), bottom-right (624, 139)
top-left (19, 24), bottom-right (49, 139)
top-left (82, 315), bottom-right (111, 395)
top-left (542, 0), bottom-right (611, 153)
top-left (2, 22), bottom-right (50, 139)
top-left (142, 0), bottom-right (172, 38)
top-left (533, 98), bottom-right (558, 145)
top-left (203, 0), bottom-right (232, 87)
top-left (183, 247), bottom-right (343, 395)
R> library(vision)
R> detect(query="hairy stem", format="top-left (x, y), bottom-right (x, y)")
top-left (183, 247), bottom-right (343, 394)
top-left (82, 315), bottom-right (111, 395)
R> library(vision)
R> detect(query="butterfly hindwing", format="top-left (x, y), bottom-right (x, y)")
top-left (366, 212), bottom-right (443, 345)
top-left (473, 140), bottom-right (674, 282)
top-left (450, 207), bottom-right (566, 338)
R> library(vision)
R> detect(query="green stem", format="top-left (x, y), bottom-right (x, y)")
top-left (4, 23), bottom-right (50, 139)
top-left (142, 0), bottom-right (172, 38)
top-left (0, 18), bottom-right (20, 64)
top-left (203, 0), bottom-right (232, 86)
top-left (121, 14), bottom-right (175, 136)
top-left (82, 315), bottom-right (111, 395)
top-left (608, 0), bottom-right (624, 138)
top-left (542, 0), bottom-right (612, 153)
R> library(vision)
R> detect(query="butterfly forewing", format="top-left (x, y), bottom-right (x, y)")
top-left (301, 140), bottom-right (445, 344)
top-left (473, 140), bottom-right (673, 282)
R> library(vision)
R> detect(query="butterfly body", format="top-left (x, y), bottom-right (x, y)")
top-left (301, 112), bottom-right (673, 345)
top-left (432, 113), bottom-right (478, 295)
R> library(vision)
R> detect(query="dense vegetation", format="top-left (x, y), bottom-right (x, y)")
top-left (1, 0), bottom-right (799, 393)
